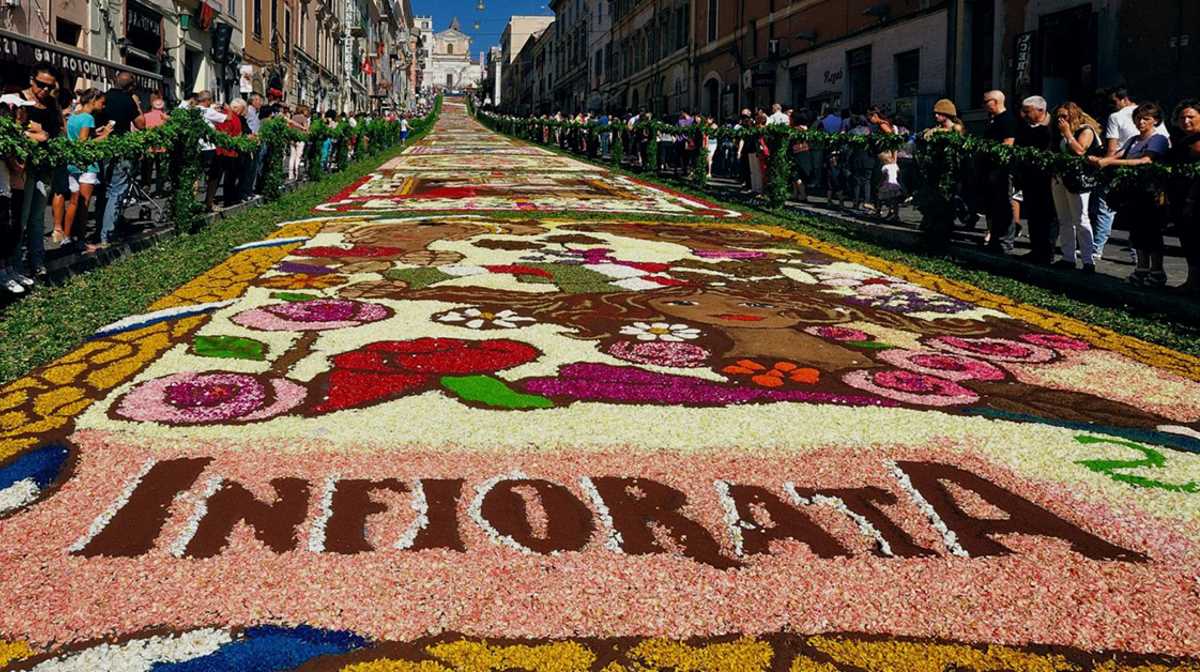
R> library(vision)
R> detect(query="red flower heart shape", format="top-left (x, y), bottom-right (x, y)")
top-left (310, 338), bottom-right (541, 414)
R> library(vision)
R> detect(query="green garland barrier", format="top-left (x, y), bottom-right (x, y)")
top-left (766, 132), bottom-right (793, 208)
top-left (0, 98), bottom-right (441, 232)
top-left (472, 109), bottom-right (1200, 237)
top-left (690, 131), bottom-right (709, 186)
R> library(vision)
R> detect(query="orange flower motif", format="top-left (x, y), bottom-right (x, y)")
top-left (722, 359), bottom-right (820, 387)
top-left (256, 273), bottom-right (349, 290)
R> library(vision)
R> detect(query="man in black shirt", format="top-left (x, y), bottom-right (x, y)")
top-left (1015, 96), bottom-right (1056, 264)
top-left (98, 72), bottom-right (146, 246)
top-left (981, 90), bottom-right (1018, 253)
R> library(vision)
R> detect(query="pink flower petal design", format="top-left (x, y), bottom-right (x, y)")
top-left (842, 369), bottom-right (980, 406)
top-left (113, 372), bottom-right (305, 425)
top-left (928, 336), bottom-right (1057, 363)
top-left (877, 349), bottom-right (1006, 382)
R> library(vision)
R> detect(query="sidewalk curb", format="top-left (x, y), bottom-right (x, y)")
top-left (787, 203), bottom-right (1200, 323)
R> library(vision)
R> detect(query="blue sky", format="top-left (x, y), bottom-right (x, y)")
top-left (412, 0), bottom-right (553, 54)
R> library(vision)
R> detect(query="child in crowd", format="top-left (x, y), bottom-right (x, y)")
top-left (65, 89), bottom-right (111, 250)
top-left (875, 150), bottom-right (905, 221)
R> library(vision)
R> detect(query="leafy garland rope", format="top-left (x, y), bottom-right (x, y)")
top-left (1, 98), bottom-right (440, 231)
top-left (471, 109), bottom-right (1200, 205)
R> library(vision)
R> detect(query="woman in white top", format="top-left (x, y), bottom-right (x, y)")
top-left (1049, 102), bottom-right (1101, 272)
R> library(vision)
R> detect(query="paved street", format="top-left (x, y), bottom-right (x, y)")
top-left (1, 100), bottom-right (1199, 669)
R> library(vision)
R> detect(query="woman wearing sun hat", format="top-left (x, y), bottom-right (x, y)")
top-left (916, 99), bottom-right (969, 239)
top-left (924, 99), bottom-right (965, 139)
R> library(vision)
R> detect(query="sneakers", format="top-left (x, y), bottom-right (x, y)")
top-left (1, 273), bottom-right (24, 295)
top-left (11, 272), bottom-right (34, 288)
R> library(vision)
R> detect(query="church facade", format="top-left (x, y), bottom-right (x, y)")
top-left (423, 18), bottom-right (482, 91)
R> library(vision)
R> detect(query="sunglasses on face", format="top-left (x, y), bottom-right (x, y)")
top-left (31, 79), bottom-right (56, 91)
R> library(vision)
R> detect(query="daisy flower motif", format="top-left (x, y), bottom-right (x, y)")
top-left (619, 321), bottom-right (702, 342)
top-left (435, 307), bottom-right (536, 330)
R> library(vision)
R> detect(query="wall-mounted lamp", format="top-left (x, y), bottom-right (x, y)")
top-left (179, 12), bottom-right (191, 30)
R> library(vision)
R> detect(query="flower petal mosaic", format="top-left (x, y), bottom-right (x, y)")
top-left (1, 100), bottom-right (1199, 669)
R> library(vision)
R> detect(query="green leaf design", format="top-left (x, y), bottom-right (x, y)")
top-left (1074, 435), bottom-right (1199, 493)
top-left (191, 335), bottom-right (268, 361)
top-left (845, 340), bottom-right (894, 350)
top-left (440, 374), bottom-right (554, 410)
top-left (384, 267), bottom-right (453, 289)
top-left (269, 291), bottom-right (320, 302)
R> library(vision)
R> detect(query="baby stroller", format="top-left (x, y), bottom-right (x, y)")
top-left (118, 161), bottom-right (165, 229)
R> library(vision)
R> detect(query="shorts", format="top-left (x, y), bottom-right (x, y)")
top-left (68, 172), bottom-right (100, 192)
top-left (51, 165), bottom-right (71, 196)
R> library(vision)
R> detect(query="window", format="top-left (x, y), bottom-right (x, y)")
top-left (660, 11), bottom-right (671, 58)
top-left (284, 8), bottom-right (292, 54)
top-left (54, 18), bottom-right (82, 46)
top-left (447, 43), bottom-right (454, 55)
top-left (707, 0), bottom-right (717, 42)
top-left (895, 49), bottom-right (919, 97)
top-left (300, 8), bottom-right (307, 49)
top-left (228, 0), bottom-right (236, 18)
top-left (846, 45), bottom-right (871, 111)
top-left (253, 0), bottom-right (262, 37)
top-left (790, 63), bottom-right (807, 109)
top-left (676, 5), bottom-right (688, 50)
top-left (969, 0), bottom-right (995, 103)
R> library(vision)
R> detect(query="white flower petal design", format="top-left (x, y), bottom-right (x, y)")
top-left (619, 321), bottom-right (705, 342)
top-left (435, 306), bottom-right (538, 330)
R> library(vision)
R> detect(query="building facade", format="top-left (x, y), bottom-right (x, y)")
top-left (0, 0), bottom-right (416, 112)
top-left (0, 0), bottom-right (244, 104)
top-left (498, 15), bottom-right (556, 109)
top-left (498, 0), bottom-right (1194, 130)
top-left (423, 17), bottom-right (479, 91)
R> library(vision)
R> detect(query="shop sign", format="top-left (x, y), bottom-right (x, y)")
top-left (1014, 31), bottom-right (1035, 89)
top-left (0, 29), bottom-right (161, 91)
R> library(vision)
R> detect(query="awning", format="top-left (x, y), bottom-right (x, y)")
top-left (0, 29), bottom-right (162, 92)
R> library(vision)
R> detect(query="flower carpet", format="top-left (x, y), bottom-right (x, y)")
top-left (319, 108), bottom-right (739, 217)
top-left (1, 101), bottom-right (1200, 670)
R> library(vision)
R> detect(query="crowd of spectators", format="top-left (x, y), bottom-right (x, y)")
top-left (517, 87), bottom-right (1199, 293)
top-left (0, 61), bottom-right (432, 296)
